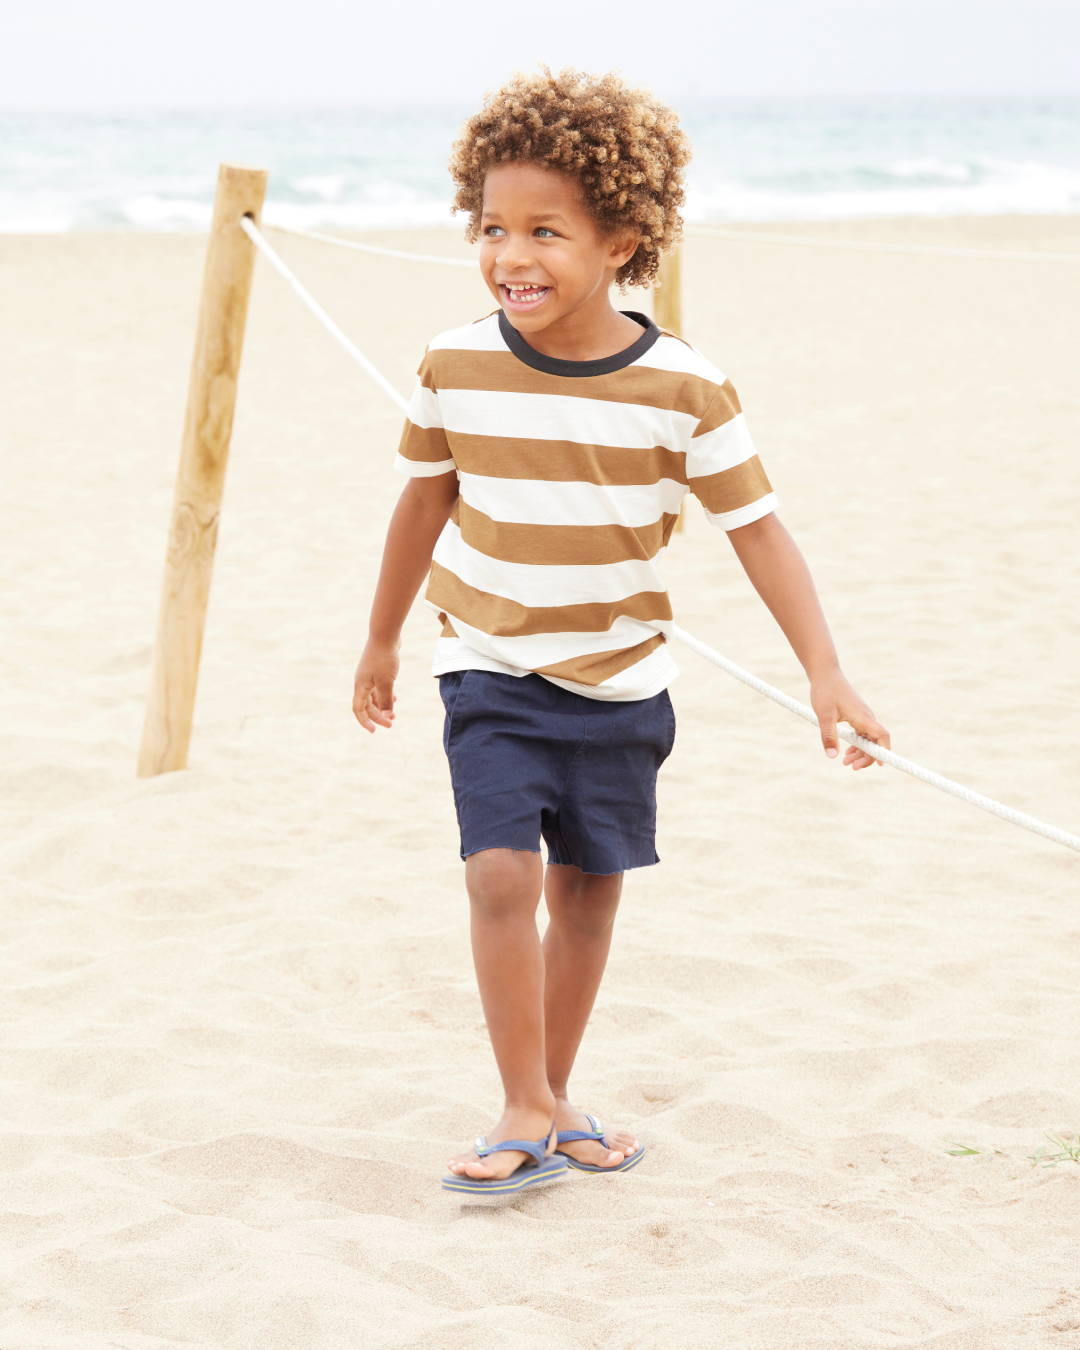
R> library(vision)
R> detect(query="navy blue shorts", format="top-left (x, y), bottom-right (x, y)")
top-left (438, 670), bottom-right (676, 876)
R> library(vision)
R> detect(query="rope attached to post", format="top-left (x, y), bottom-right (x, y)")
top-left (239, 217), bottom-right (1080, 857)
top-left (265, 222), bottom-right (479, 268)
top-left (685, 225), bottom-right (1080, 264)
top-left (260, 220), bottom-right (1080, 269)
top-left (241, 217), bottom-right (409, 412)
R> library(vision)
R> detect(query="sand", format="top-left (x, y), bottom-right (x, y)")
top-left (2, 215), bottom-right (1080, 1349)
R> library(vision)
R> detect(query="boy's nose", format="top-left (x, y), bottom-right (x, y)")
top-left (495, 240), bottom-right (534, 269)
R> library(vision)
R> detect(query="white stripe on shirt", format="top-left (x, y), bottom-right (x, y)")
top-left (433, 523), bottom-right (669, 608)
top-left (457, 473), bottom-right (688, 527)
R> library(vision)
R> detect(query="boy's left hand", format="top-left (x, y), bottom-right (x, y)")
top-left (810, 670), bottom-right (890, 770)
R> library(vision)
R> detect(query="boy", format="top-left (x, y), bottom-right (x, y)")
top-left (353, 69), bottom-right (889, 1194)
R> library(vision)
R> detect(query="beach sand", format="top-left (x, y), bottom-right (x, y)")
top-left (2, 216), bottom-right (1079, 1349)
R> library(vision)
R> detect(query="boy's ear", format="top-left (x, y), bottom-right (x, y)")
top-left (608, 232), bottom-right (639, 268)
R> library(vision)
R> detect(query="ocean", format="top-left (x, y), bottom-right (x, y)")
top-left (2, 98), bottom-right (1078, 233)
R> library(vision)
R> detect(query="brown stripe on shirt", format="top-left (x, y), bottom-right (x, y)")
top-left (435, 434), bottom-right (688, 485)
top-left (692, 380), bottom-right (744, 437)
top-left (397, 421), bottom-right (451, 463)
top-left (424, 349), bottom-right (724, 417)
top-left (456, 499), bottom-right (679, 567)
top-left (427, 562), bottom-right (673, 636)
top-left (534, 633), bottom-right (668, 687)
top-left (689, 456), bottom-right (773, 516)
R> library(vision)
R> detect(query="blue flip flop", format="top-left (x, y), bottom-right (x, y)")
top-left (555, 1114), bottom-right (646, 1174)
top-left (441, 1128), bottom-right (568, 1195)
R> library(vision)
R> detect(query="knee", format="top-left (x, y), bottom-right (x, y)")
top-left (546, 870), bottom-right (623, 938)
top-left (466, 848), bottom-right (542, 922)
top-left (552, 900), bottom-right (619, 939)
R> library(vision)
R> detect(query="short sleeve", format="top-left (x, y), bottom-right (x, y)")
top-left (686, 380), bottom-right (777, 531)
top-left (394, 349), bottom-right (457, 478)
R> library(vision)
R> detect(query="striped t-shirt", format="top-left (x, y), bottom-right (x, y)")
top-left (396, 309), bottom-right (776, 701)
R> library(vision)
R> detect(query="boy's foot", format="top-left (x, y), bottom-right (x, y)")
top-left (446, 1105), bottom-right (556, 1180)
top-left (553, 1100), bottom-right (640, 1170)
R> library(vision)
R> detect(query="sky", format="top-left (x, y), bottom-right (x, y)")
top-left (3, 0), bottom-right (1079, 110)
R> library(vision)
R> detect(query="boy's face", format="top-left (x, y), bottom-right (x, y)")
top-left (479, 162), bottom-right (637, 334)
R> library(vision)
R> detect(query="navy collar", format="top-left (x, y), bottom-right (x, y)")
top-left (498, 309), bottom-right (660, 377)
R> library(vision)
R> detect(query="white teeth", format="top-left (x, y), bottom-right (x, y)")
top-left (507, 283), bottom-right (547, 301)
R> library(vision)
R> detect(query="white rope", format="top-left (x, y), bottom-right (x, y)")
top-left (265, 222), bottom-right (478, 269)
top-left (686, 225), bottom-right (1080, 264)
top-left (241, 218), bottom-right (410, 412)
top-left (240, 215), bottom-right (1079, 857)
top-left (268, 219), bottom-right (1080, 268)
top-left (672, 627), bottom-right (1080, 854)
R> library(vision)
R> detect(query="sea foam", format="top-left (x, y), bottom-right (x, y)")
top-left (2, 99), bottom-right (1078, 233)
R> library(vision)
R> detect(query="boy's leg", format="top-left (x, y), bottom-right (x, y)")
top-left (542, 863), bottom-right (640, 1167)
top-left (446, 848), bottom-right (557, 1179)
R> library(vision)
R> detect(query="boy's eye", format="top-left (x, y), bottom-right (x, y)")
top-left (535, 228), bottom-right (556, 238)
top-left (484, 225), bottom-right (505, 237)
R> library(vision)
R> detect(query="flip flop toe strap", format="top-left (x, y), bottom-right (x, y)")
top-left (474, 1134), bottom-right (549, 1168)
top-left (556, 1114), bottom-right (609, 1147)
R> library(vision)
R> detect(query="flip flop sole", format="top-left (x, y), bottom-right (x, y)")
top-left (557, 1144), bottom-right (646, 1174)
top-left (441, 1155), bottom-right (568, 1194)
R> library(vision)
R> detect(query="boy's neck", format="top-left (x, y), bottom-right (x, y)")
top-left (508, 292), bottom-right (645, 365)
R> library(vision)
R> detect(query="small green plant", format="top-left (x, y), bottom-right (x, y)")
top-left (1026, 1135), bottom-right (1080, 1168)
top-left (944, 1135), bottom-right (1080, 1168)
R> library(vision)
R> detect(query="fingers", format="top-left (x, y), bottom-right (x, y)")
top-left (818, 705), bottom-right (840, 760)
top-left (374, 677), bottom-right (396, 725)
top-left (811, 672), bottom-right (891, 773)
top-left (843, 743), bottom-right (878, 771)
top-left (842, 713), bottom-right (890, 771)
top-left (850, 712), bottom-right (890, 752)
top-left (353, 693), bottom-right (380, 734)
top-left (352, 676), bottom-right (395, 733)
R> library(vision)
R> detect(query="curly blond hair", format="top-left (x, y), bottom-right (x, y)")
top-left (449, 68), bottom-right (691, 289)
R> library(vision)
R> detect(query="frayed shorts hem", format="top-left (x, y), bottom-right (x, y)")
top-left (460, 843), bottom-right (660, 877)
top-left (460, 844), bottom-right (541, 862)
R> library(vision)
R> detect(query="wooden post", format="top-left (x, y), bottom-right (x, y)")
top-left (654, 247), bottom-right (685, 531)
top-left (138, 163), bottom-right (268, 776)
top-left (654, 247), bottom-right (682, 336)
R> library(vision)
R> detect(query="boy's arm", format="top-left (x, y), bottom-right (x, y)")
top-left (353, 472), bottom-right (460, 733)
top-left (726, 512), bottom-right (889, 769)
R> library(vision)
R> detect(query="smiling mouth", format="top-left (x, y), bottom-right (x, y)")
top-left (500, 282), bottom-right (551, 308)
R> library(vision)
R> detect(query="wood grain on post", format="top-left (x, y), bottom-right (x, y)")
top-left (653, 246), bottom-right (682, 336)
top-left (654, 247), bottom-right (685, 531)
top-left (138, 163), bottom-right (268, 776)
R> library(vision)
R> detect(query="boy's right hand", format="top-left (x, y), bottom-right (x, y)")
top-left (352, 639), bottom-right (399, 733)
